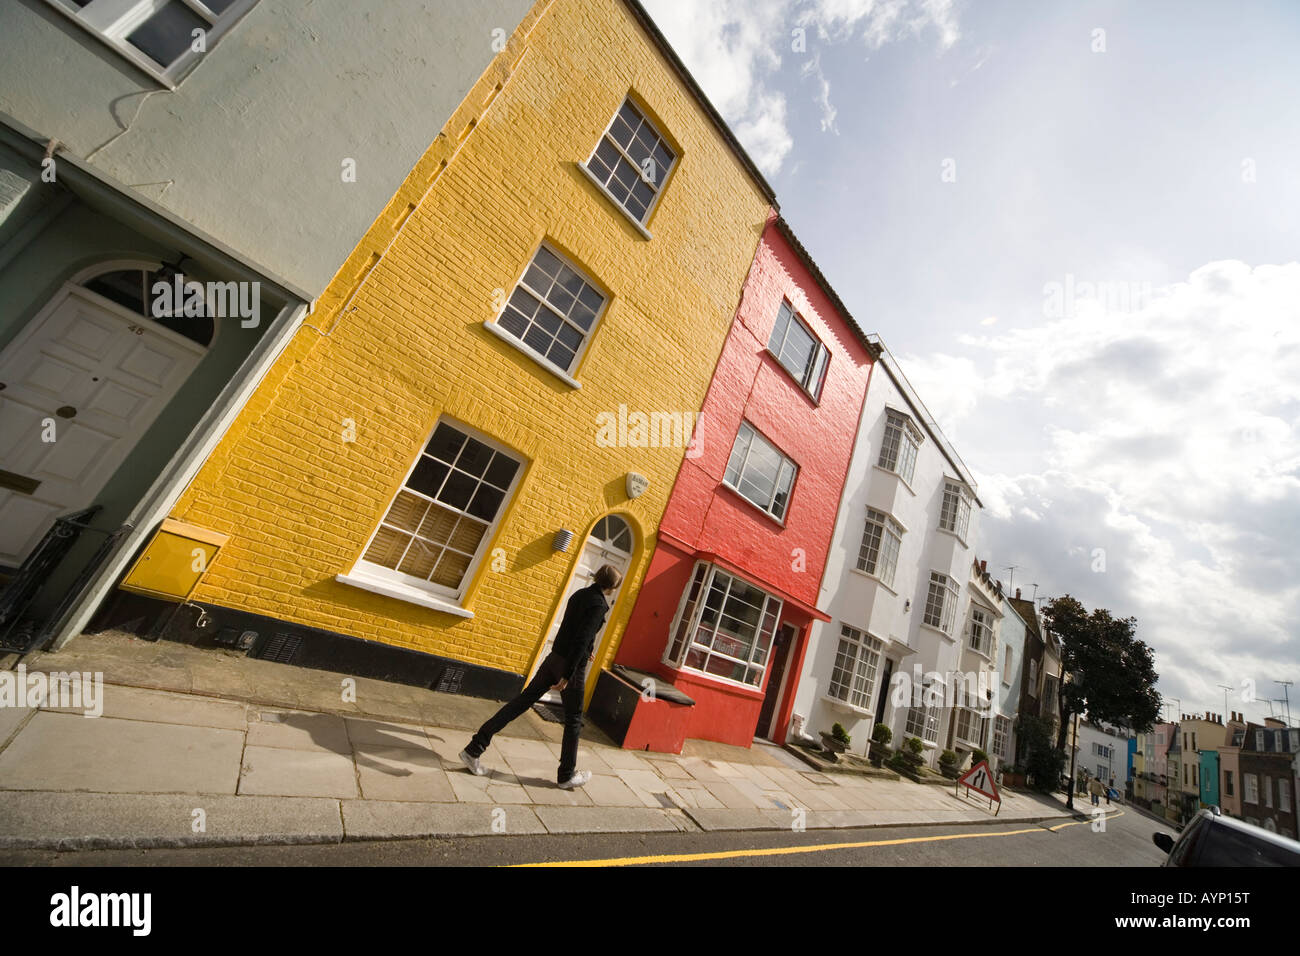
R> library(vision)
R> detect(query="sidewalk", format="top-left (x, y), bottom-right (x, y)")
top-left (0, 632), bottom-right (1082, 850)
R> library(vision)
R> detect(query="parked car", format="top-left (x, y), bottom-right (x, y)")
top-left (1152, 807), bottom-right (1300, 866)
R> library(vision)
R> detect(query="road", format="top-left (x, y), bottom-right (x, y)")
top-left (2, 804), bottom-right (1171, 867)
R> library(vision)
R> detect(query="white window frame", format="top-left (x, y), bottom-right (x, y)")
top-left (581, 94), bottom-right (677, 230)
top-left (45, 0), bottom-right (258, 89)
top-left (663, 562), bottom-right (783, 690)
top-left (347, 419), bottom-right (523, 605)
top-left (966, 604), bottom-right (993, 655)
top-left (955, 708), bottom-right (987, 749)
top-left (1244, 773), bottom-right (1259, 804)
top-left (1002, 646), bottom-right (1013, 685)
top-left (1263, 776), bottom-right (1273, 809)
top-left (877, 408), bottom-right (923, 485)
top-left (856, 507), bottom-right (903, 587)
top-left (938, 478), bottom-right (973, 541)
top-left (488, 242), bottom-right (608, 385)
top-left (767, 300), bottom-right (830, 402)
top-left (905, 699), bottom-right (940, 744)
top-left (922, 571), bottom-right (959, 635)
top-left (992, 715), bottom-right (1010, 758)
top-left (1280, 778), bottom-right (1291, 810)
top-left (826, 623), bottom-right (884, 712)
top-left (723, 421), bottom-right (798, 522)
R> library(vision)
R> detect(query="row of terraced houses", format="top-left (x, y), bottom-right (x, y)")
top-left (1, 0), bottom-right (1064, 772)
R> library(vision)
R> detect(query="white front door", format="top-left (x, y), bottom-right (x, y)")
top-left (531, 515), bottom-right (634, 704)
top-left (0, 286), bottom-right (206, 564)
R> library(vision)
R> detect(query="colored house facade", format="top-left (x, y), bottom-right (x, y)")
top-left (610, 216), bottom-right (877, 750)
top-left (1218, 711), bottom-right (1248, 817)
top-left (94, 0), bottom-right (776, 700)
top-left (991, 592), bottom-right (1029, 771)
top-left (791, 342), bottom-right (983, 770)
top-left (0, 0), bottom-right (532, 649)
top-left (1200, 748), bottom-right (1220, 808)
top-left (1239, 720), bottom-right (1300, 838)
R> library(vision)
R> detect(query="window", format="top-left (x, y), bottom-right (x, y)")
top-left (1264, 776), bottom-right (1273, 809)
top-left (723, 422), bottom-right (798, 521)
top-left (955, 708), bottom-right (987, 748)
top-left (495, 245), bottom-right (606, 376)
top-left (1002, 647), bottom-right (1013, 684)
top-left (355, 420), bottom-right (522, 599)
top-left (664, 563), bottom-right (782, 688)
top-left (1098, 764), bottom-right (1108, 780)
top-left (827, 624), bottom-right (884, 711)
top-left (767, 301), bottom-right (830, 401)
top-left (46, 0), bottom-right (256, 86)
top-left (966, 605), bottom-right (993, 655)
top-left (1224, 770), bottom-right (1234, 796)
top-left (877, 409), bottom-right (922, 484)
top-left (81, 266), bottom-right (214, 345)
top-left (1191, 731), bottom-right (1197, 751)
top-left (585, 97), bottom-right (676, 225)
top-left (1281, 778), bottom-right (1291, 810)
top-left (1244, 773), bottom-right (1259, 804)
top-left (856, 508), bottom-right (903, 587)
top-left (992, 715), bottom-right (1010, 758)
top-left (922, 571), bottom-right (960, 635)
top-left (905, 700), bottom-right (940, 744)
top-left (1028, 659), bottom-right (1038, 696)
top-left (1193, 765), bottom-right (1198, 787)
top-left (1256, 730), bottom-right (1264, 751)
top-left (938, 479), bottom-right (973, 540)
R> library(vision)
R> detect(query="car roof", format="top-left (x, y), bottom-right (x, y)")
top-left (1198, 809), bottom-right (1300, 851)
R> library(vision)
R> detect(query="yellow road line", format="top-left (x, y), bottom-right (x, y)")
top-left (512, 825), bottom-right (1050, 867)
top-left (1046, 808), bottom-right (1124, 831)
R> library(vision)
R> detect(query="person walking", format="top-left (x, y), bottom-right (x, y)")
top-left (1088, 775), bottom-right (1103, 806)
top-left (459, 563), bottom-right (622, 789)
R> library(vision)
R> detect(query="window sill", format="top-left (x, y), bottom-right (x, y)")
top-left (662, 660), bottom-right (766, 698)
top-left (577, 162), bottom-right (654, 240)
top-left (872, 464), bottom-right (916, 496)
top-left (482, 321), bottom-right (582, 389)
top-left (335, 572), bottom-right (474, 619)
top-left (823, 695), bottom-right (872, 716)
top-left (936, 527), bottom-right (970, 549)
top-left (849, 565), bottom-right (897, 595)
top-left (919, 622), bottom-right (955, 643)
top-left (718, 481), bottom-right (787, 528)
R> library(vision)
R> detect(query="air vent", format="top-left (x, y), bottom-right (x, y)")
top-left (261, 632), bottom-right (302, 664)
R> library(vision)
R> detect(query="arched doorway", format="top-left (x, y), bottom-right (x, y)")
top-left (530, 513), bottom-right (636, 706)
top-left (0, 263), bottom-right (213, 565)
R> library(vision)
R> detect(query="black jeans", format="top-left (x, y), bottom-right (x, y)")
top-left (464, 651), bottom-right (585, 782)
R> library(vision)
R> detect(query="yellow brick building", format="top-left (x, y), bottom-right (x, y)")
top-left (151, 0), bottom-right (775, 698)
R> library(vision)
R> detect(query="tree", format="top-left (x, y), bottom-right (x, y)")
top-left (1044, 595), bottom-right (1162, 742)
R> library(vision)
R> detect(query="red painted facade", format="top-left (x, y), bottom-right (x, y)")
top-left (613, 215), bottom-right (875, 750)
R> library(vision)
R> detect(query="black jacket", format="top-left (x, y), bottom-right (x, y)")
top-left (550, 582), bottom-right (610, 683)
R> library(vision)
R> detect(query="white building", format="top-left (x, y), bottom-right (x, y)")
top-left (790, 338), bottom-right (985, 769)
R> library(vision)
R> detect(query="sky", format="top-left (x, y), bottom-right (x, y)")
top-left (642, 0), bottom-right (1300, 728)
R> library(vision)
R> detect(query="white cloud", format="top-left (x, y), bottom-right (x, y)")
top-left (641, 0), bottom-right (962, 175)
top-left (903, 260), bottom-right (1300, 718)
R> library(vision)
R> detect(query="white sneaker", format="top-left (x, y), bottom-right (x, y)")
top-left (459, 748), bottom-right (486, 776)
top-left (558, 770), bottom-right (592, 790)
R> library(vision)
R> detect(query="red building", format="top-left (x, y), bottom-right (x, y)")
top-left (607, 215), bottom-right (878, 751)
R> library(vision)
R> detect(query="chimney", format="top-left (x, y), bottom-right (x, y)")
top-left (1015, 588), bottom-right (1021, 600)
top-left (980, 560), bottom-right (987, 573)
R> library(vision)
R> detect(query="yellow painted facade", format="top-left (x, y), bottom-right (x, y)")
top-left (166, 0), bottom-right (773, 688)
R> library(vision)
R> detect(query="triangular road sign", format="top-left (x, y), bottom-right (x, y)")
top-left (958, 760), bottom-right (1000, 800)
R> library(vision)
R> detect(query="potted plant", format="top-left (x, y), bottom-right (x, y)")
top-left (969, 748), bottom-right (990, 769)
top-left (820, 722), bottom-right (851, 755)
top-left (868, 722), bottom-right (892, 767)
top-left (938, 749), bottom-right (961, 779)
top-left (888, 735), bottom-right (926, 778)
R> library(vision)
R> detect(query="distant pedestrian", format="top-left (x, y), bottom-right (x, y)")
top-left (1088, 776), bottom-right (1103, 806)
top-left (459, 564), bottom-right (622, 789)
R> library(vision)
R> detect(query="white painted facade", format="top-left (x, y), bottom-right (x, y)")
top-left (791, 344), bottom-right (983, 768)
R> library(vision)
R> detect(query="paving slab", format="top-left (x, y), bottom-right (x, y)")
top-left (355, 746), bottom-right (455, 802)
top-left (703, 779), bottom-right (769, 810)
top-left (447, 770), bottom-right (533, 804)
top-left (685, 807), bottom-right (790, 831)
top-left (40, 684), bottom-right (248, 730)
top-left (246, 710), bottom-right (352, 754)
top-left (341, 800), bottom-right (545, 839)
top-left (0, 712), bottom-right (242, 794)
top-left (238, 745), bottom-right (358, 798)
top-left (579, 773), bottom-right (650, 807)
top-left (0, 791), bottom-right (342, 849)
top-left (597, 748), bottom-right (656, 772)
top-left (345, 718), bottom-right (432, 751)
top-left (534, 805), bottom-right (688, 834)
top-left (0, 706), bottom-right (37, 749)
